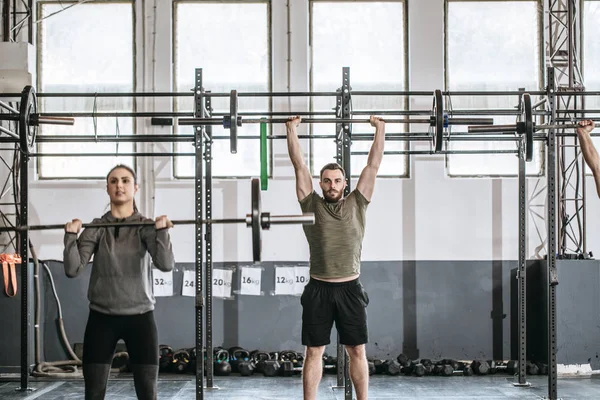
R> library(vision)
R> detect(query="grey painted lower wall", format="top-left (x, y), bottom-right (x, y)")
top-left (0, 259), bottom-right (598, 373)
top-left (0, 263), bottom-right (34, 374)
top-left (554, 260), bottom-right (600, 368)
top-left (521, 259), bottom-right (600, 369)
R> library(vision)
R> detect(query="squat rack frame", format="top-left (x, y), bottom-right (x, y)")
top-left (1, 66), bottom-right (592, 400)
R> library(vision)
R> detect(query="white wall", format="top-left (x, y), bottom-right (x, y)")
top-left (4, 0), bottom-right (593, 263)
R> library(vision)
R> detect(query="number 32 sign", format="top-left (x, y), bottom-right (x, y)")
top-left (152, 269), bottom-right (173, 297)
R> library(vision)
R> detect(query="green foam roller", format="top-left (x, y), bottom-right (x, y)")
top-left (260, 120), bottom-right (268, 190)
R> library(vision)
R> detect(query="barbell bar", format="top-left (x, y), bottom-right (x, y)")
top-left (0, 179), bottom-right (314, 263)
top-left (467, 93), bottom-right (534, 161)
top-left (468, 92), bottom-right (600, 162)
top-left (177, 116), bottom-right (494, 126)
top-left (535, 122), bottom-right (600, 130)
top-left (27, 132), bottom-right (522, 143)
top-left (0, 114), bottom-right (74, 125)
top-left (178, 90), bottom-right (495, 154)
top-left (0, 86), bottom-right (76, 150)
top-left (469, 122), bottom-right (600, 133)
top-left (36, 108), bottom-right (548, 119)
top-left (4, 87), bottom-right (493, 153)
top-left (5, 89), bottom-right (600, 99)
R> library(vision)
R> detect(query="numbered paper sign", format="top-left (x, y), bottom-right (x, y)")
top-left (212, 269), bottom-right (233, 298)
top-left (182, 270), bottom-right (196, 297)
top-left (153, 269), bottom-right (174, 297)
top-left (274, 266), bottom-right (295, 295)
top-left (294, 266), bottom-right (310, 295)
top-left (239, 267), bottom-right (262, 296)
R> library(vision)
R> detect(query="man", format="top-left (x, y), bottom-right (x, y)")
top-left (285, 115), bottom-right (385, 400)
top-left (577, 120), bottom-right (600, 198)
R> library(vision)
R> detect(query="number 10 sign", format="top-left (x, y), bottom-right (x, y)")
top-left (274, 266), bottom-right (310, 296)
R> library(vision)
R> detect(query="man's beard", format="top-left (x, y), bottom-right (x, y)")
top-left (324, 190), bottom-right (342, 203)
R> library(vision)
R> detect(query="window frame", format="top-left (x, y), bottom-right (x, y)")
top-left (308, 0), bottom-right (409, 179)
top-left (171, 0), bottom-right (273, 180)
top-left (443, 0), bottom-right (545, 178)
top-left (582, 0), bottom-right (600, 177)
top-left (35, 0), bottom-right (137, 180)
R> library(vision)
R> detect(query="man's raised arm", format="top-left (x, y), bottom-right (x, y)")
top-left (356, 116), bottom-right (385, 201)
top-left (286, 116), bottom-right (313, 200)
top-left (577, 120), bottom-right (600, 198)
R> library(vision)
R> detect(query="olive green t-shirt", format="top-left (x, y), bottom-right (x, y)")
top-left (299, 189), bottom-right (369, 279)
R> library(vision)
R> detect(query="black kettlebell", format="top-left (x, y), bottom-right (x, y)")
top-left (214, 360), bottom-right (232, 376)
top-left (250, 350), bottom-right (270, 374)
top-left (229, 347), bottom-right (250, 373)
top-left (112, 351), bottom-right (129, 372)
top-left (171, 349), bottom-right (190, 374)
top-left (238, 360), bottom-right (255, 376)
top-left (213, 347), bottom-right (231, 376)
top-left (158, 345), bottom-right (173, 372)
top-left (187, 347), bottom-right (197, 372)
top-left (214, 347), bottom-right (230, 364)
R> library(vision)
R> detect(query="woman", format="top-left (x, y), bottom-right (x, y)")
top-left (63, 164), bottom-right (175, 400)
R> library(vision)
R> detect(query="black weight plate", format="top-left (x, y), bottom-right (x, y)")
top-left (19, 85), bottom-right (37, 151)
top-left (521, 93), bottom-right (533, 162)
top-left (251, 178), bottom-right (261, 263)
top-left (432, 89), bottom-right (443, 152)
top-left (230, 90), bottom-right (238, 154)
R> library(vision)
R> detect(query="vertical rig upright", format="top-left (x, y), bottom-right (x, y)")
top-left (334, 67), bottom-right (353, 400)
top-left (193, 68), bottom-right (205, 400)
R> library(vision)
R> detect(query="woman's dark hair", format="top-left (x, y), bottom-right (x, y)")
top-left (106, 164), bottom-right (138, 213)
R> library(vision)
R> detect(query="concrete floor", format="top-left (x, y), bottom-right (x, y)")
top-left (1, 374), bottom-right (600, 399)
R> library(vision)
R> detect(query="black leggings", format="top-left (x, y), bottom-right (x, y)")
top-left (82, 309), bottom-right (159, 400)
top-left (83, 309), bottom-right (159, 365)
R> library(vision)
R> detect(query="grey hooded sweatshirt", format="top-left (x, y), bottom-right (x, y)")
top-left (63, 211), bottom-right (175, 315)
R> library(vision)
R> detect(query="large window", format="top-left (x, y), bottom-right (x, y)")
top-left (310, 1), bottom-right (407, 177)
top-left (445, 0), bottom-right (543, 176)
top-left (584, 1), bottom-right (600, 155)
top-left (174, 1), bottom-right (270, 178)
top-left (37, 1), bottom-right (134, 179)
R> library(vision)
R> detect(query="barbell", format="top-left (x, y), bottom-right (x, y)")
top-left (0, 179), bottom-right (314, 263)
top-left (464, 93), bottom-right (534, 161)
top-left (0, 86), bottom-right (75, 149)
top-left (468, 92), bottom-right (600, 162)
top-left (178, 90), bottom-right (495, 154)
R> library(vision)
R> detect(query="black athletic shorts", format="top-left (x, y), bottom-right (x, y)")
top-left (301, 277), bottom-right (369, 346)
